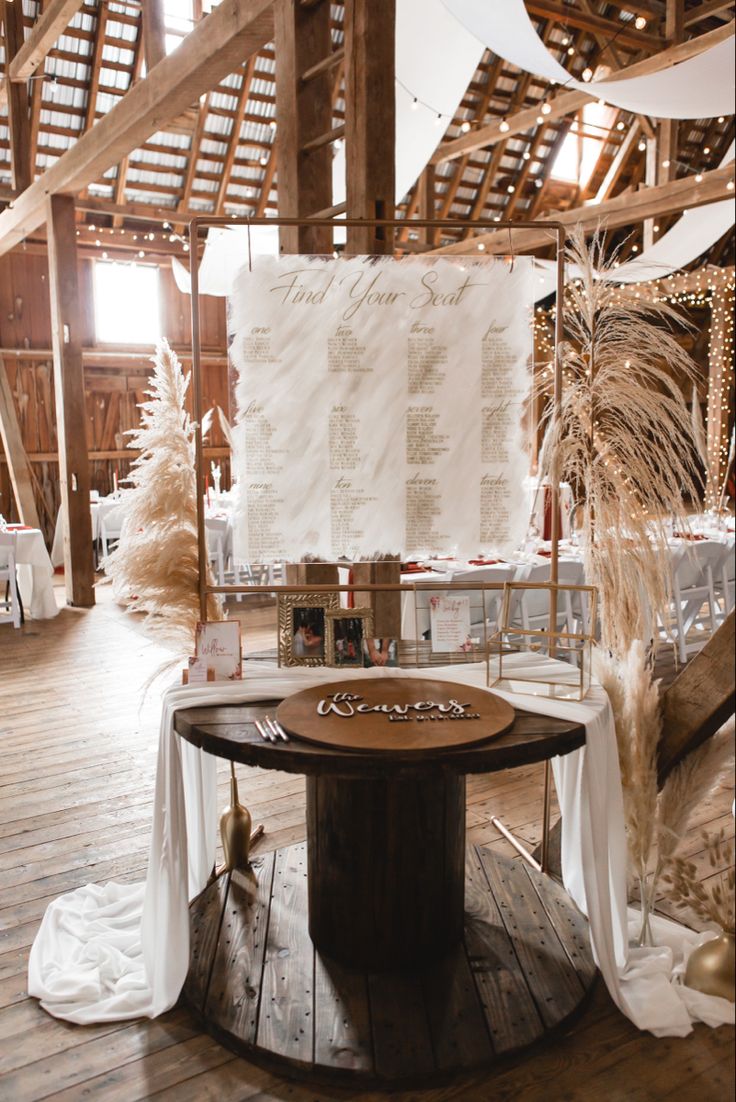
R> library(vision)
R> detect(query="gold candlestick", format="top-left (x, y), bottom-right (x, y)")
top-left (220, 762), bottom-right (260, 872)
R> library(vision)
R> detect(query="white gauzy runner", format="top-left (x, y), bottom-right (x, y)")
top-left (28, 656), bottom-right (734, 1034)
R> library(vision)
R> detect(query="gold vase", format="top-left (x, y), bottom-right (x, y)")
top-left (220, 763), bottom-right (253, 872)
top-left (684, 932), bottom-right (735, 1003)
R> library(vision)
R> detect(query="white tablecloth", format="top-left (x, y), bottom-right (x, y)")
top-left (28, 656), bottom-right (733, 1035)
top-left (7, 526), bottom-right (58, 620)
top-left (51, 502), bottom-right (103, 567)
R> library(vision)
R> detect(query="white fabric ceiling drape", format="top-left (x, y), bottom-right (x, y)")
top-left (442, 0), bottom-right (736, 119)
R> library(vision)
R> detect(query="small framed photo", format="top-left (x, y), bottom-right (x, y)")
top-left (362, 637), bottom-right (399, 669)
top-left (278, 593), bottom-right (338, 667)
top-left (325, 609), bottom-right (375, 669)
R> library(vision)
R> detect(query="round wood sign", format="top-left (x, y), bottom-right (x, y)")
top-left (276, 677), bottom-right (515, 754)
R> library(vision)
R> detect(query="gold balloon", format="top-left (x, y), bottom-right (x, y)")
top-left (685, 933), bottom-right (735, 1003)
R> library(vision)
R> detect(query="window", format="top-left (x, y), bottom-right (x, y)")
top-left (551, 101), bottom-right (616, 189)
top-left (164, 0), bottom-right (193, 54)
top-left (93, 262), bottom-right (162, 345)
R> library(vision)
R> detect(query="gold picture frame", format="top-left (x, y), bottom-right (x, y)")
top-left (325, 608), bottom-right (375, 669)
top-left (278, 592), bottom-right (339, 667)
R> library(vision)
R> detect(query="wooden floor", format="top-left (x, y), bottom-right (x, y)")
top-left (0, 585), bottom-right (733, 1102)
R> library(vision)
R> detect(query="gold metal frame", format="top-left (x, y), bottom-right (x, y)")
top-left (325, 607), bottom-right (375, 669)
top-left (277, 591), bottom-right (339, 668)
top-left (188, 215), bottom-right (567, 616)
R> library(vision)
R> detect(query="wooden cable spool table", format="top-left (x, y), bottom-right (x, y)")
top-left (174, 677), bottom-right (596, 1088)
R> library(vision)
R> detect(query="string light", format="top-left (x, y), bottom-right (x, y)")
top-left (460, 120), bottom-right (471, 133)
top-left (541, 101), bottom-right (552, 116)
top-left (499, 118), bottom-right (510, 133)
top-left (582, 67), bottom-right (594, 82)
top-left (634, 16), bottom-right (647, 30)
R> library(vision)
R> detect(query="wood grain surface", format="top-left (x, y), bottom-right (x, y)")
top-left (275, 677), bottom-right (516, 754)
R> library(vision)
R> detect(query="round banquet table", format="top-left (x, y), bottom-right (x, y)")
top-left (173, 691), bottom-right (597, 1088)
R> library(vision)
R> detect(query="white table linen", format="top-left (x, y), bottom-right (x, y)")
top-left (28, 656), bottom-right (734, 1035)
top-left (7, 527), bottom-right (58, 620)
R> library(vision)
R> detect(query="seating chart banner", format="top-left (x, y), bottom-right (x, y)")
top-left (228, 255), bottom-right (533, 562)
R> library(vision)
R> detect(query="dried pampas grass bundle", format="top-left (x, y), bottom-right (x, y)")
top-left (593, 642), bottom-right (661, 897)
top-left (663, 829), bottom-right (735, 934)
top-left (538, 228), bottom-right (702, 656)
top-left (105, 339), bottom-right (222, 655)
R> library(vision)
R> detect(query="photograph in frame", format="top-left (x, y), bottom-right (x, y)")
top-left (325, 609), bottom-right (374, 669)
top-left (278, 592), bottom-right (339, 667)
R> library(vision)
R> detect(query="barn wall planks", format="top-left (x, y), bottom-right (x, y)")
top-left (0, 249), bottom-right (229, 535)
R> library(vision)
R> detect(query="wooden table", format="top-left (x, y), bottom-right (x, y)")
top-left (174, 694), bottom-right (596, 1088)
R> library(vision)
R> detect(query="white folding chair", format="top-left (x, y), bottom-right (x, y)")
top-left (508, 560), bottom-right (586, 643)
top-left (668, 541), bottom-right (727, 664)
top-left (206, 518), bottom-right (229, 586)
top-left (716, 537), bottom-right (735, 620)
top-left (450, 565), bottom-right (518, 635)
top-left (0, 532), bottom-right (22, 629)
top-left (98, 502), bottom-right (126, 561)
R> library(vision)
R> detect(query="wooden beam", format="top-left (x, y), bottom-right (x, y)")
top-left (344, 0), bottom-right (396, 255)
top-left (83, 1), bottom-right (108, 132)
top-left (142, 0), bottom-right (167, 72)
top-left (595, 121), bottom-right (641, 202)
top-left (7, 0), bottom-right (83, 82)
top-left (432, 21), bottom-right (735, 165)
top-left (3, 1), bottom-right (32, 194)
top-left (215, 55), bottom-right (257, 214)
top-left (46, 194), bottom-right (94, 608)
top-left (525, 0), bottom-right (662, 49)
top-left (432, 162), bottom-right (735, 255)
top-left (433, 89), bottom-right (590, 165)
top-left (274, 0), bottom-right (334, 254)
top-left (0, 358), bottom-right (42, 529)
top-left (684, 0), bottom-right (735, 27)
top-left (0, 0), bottom-right (275, 258)
top-left (666, 0), bottom-right (685, 40)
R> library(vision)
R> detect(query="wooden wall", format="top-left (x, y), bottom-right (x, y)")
top-left (0, 249), bottom-right (230, 540)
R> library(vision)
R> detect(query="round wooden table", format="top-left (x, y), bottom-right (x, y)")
top-left (174, 689), bottom-right (596, 1088)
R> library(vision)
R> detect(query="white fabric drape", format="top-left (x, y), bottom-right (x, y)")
top-left (28, 658), bottom-right (734, 1035)
top-left (442, 0), bottom-right (736, 119)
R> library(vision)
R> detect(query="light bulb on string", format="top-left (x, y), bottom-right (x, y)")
top-left (460, 120), bottom-right (471, 133)
top-left (411, 97), bottom-right (419, 111)
top-left (499, 118), bottom-right (510, 133)
top-left (581, 67), bottom-right (593, 83)
top-left (634, 16), bottom-right (647, 30)
top-left (541, 101), bottom-right (551, 116)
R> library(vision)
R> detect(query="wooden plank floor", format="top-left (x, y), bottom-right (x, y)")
top-left (0, 585), bottom-right (733, 1102)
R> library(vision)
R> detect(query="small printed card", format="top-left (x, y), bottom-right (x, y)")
top-left (429, 595), bottom-right (472, 653)
top-left (195, 620), bottom-right (242, 680)
top-left (186, 657), bottom-right (214, 685)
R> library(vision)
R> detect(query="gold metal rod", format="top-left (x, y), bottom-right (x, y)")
top-left (491, 816), bottom-right (543, 874)
top-left (540, 759), bottom-right (553, 874)
top-left (191, 224), bottom-right (208, 624)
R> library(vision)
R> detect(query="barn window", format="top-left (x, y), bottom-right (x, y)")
top-left (93, 262), bottom-right (162, 345)
top-left (551, 101), bottom-right (616, 188)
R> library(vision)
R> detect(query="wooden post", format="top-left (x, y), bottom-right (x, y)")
top-left (142, 0), bottom-right (167, 71)
top-left (343, 0), bottom-right (396, 256)
top-left (0, 358), bottom-right (42, 528)
top-left (46, 194), bottom-right (95, 607)
top-left (274, 0), bottom-right (334, 255)
top-left (3, 0), bottom-right (32, 193)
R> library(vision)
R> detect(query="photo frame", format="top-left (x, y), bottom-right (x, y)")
top-left (325, 608), bottom-right (375, 669)
top-left (278, 592), bottom-right (339, 667)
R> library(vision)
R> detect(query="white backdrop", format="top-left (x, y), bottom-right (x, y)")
top-left (442, 0), bottom-right (735, 119)
top-left (228, 254), bottom-right (534, 562)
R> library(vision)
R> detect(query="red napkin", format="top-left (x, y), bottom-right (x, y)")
top-left (673, 532), bottom-right (707, 541)
top-left (468, 559), bottom-right (499, 566)
top-left (6, 524), bottom-right (33, 531)
top-left (401, 563), bottom-right (427, 574)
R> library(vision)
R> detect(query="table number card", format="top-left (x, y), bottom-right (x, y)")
top-left (228, 254), bottom-right (533, 564)
top-left (429, 595), bottom-right (473, 654)
top-left (195, 621), bottom-right (242, 681)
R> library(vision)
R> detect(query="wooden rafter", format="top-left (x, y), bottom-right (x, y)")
top-left (215, 56), bottom-right (257, 215)
top-left (83, 1), bottom-right (108, 133)
top-left (433, 162), bottom-right (735, 255)
top-left (3, 0), bottom-right (32, 193)
top-left (7, 0), bottom-right (83, 82)
top-left (525, 1), bottom-right (662, 49)
top-left (0, 0), bottom-right (276, 256)
top-left (432, 21), bottom-right (734, 166)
